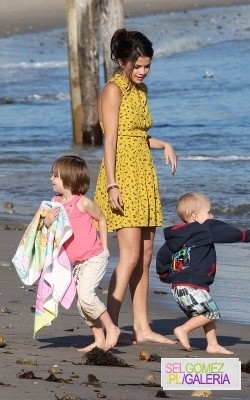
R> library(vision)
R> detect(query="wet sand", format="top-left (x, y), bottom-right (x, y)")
top-left (1, 217), bottom-right (250, 399)
top-left (1, 0), bottom-right (250, 398)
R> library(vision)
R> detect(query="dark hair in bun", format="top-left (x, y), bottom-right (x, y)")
top-left (110, 28), bottom-right (154, 73)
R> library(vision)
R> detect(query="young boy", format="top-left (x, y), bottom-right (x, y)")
top-left (156, 192), bottom-right (250, 354)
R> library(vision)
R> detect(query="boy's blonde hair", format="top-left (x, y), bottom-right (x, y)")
top-left (176, 192), bottom-right (210, 223)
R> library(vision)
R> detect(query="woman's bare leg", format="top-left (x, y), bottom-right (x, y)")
top-left (129, 227), bottom-right (176, 344)
top-left (107, 227), bottom-right (141, 327)
top-left (107, 227), bottom-right (176, 344)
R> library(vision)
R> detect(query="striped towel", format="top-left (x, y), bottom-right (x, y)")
top-left (12, 201), bottom-right (76, 336)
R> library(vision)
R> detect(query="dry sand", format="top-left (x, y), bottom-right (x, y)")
top-left (1, 0), bottom-right (250, 37)
top-left (1, 218), bottom-right (250, 399)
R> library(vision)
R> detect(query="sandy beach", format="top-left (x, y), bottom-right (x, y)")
top-left (1, 0), bottom-right (250, 398)
top-left (1, 217), bottom-right (250, 399)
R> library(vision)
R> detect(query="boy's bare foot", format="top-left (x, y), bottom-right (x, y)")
top-left (103, 326), bottom-right (121, 351)
top-left (206, 344), bottom-right (234, 355)
top-left (132, 329), bottom-right (177, 345)
top-left (174, 327), bottom-right (192, 351)
top-left (77, 340), bottom-right (104, 353)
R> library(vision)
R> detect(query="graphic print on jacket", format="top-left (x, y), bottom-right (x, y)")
top-left (172, 244), bottom-right (194, 273)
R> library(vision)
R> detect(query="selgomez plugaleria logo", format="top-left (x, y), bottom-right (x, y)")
top-left (161, 358), bottom-right (241, 390)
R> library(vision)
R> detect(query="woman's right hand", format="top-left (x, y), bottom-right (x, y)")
top-left (108, 187), bottom-right (124, 213)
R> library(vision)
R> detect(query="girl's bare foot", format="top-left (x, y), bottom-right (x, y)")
top-left (174, 327), bottom-right (192, 351)
top-left (132, 329), bottom-right (177, 345)
top-left (103, 326), bottom-right (121, 351)
top-left (77, 340), bottom-right (104, 353)
top-left (206, 344), bottom-right (234, 355)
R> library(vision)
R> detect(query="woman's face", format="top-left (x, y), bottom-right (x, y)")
top-left (122, 56), bottom-right (151, 85)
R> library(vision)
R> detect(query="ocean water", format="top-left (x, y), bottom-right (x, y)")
top-left (0, 5), bottom-right (250, 326)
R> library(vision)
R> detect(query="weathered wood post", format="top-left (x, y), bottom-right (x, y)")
top-left (100, 0), bottom-right (124, 82)
top-left (67, 0), bottom-right (124, 145)
top-left (77, 0), bottom-right (102, 145)
top-left (67, 0), bottom-right (83, 144)
top-left (67, 0), bottom-right (101, 145)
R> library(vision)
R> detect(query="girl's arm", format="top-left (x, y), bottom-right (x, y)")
top-left (79, 197), bottom-right (109, 254)
top-left (148, 136), bottom-right (177, 175)
top-left (99, 82), bottom-right (123, 212)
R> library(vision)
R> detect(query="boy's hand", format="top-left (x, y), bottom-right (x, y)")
top-left (44, 207), bottom-right (60, 228)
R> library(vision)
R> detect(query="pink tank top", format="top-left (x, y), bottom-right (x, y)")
top-left (55, 195), bottom-right (103, 263)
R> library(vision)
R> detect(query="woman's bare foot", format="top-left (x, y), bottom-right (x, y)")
top-left (206, 344), bottom-right (234, 355)
top-left (77, 340), bottom-right (104, 353)
top-left (117, 333), bottom-right (134, 346)
top-left (174, 327), bottom-right (192, 351)
top-left (132, 329), bottom-right (177, 345)
top-left (103, 326), bottom-right (121, 351)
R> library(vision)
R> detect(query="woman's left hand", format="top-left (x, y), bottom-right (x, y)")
top-left (164, 142), bottom-right (177, 174)
top-left (148, 136), bottom-right (177, 175)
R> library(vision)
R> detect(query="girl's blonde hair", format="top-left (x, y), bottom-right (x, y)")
top-left (52, 155), bottom-right (90, 195)
top-left (176, 192), bottom-right (210, 222)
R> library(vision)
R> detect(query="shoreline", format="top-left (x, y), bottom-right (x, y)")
top-left (1, 0), bottom-right (250, 38)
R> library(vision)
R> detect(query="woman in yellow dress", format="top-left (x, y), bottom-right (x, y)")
top-left (94, 28), bottom-right (177, 344)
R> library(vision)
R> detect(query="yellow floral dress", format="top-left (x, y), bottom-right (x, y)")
top-left (94, 73), bottom-right (162, 232)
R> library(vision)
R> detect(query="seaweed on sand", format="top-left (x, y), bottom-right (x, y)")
top-left (242, 360), bottom-right (250, 373)
top-left (83, 347), bottom-right (135, 367)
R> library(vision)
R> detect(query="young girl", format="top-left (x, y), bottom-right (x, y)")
top-left (44, 155), bottom-right (120, 352)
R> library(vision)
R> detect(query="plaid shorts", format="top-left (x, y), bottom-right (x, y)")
top-left (172, 286), bottom-right (220, 320)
